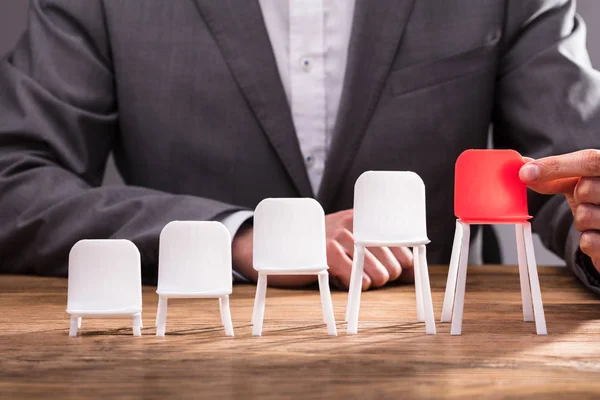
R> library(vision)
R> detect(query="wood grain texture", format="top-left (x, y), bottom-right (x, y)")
top-left (1, 266), bottom-right (600, 399)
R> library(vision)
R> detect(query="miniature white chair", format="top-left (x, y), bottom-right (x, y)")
top-left (345, 171), bottom-right (436, 335)
top-left (440, 150), bottom-right (547, 335)
top-left (155, 221), bottom-right (234, 337)
top-left (251, 198), bottom-right (337, 336)
top-left (67, 239), bottom-right (143, 337)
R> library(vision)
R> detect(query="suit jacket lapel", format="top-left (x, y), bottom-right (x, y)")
top-left (193, 0), bottom-right (313, 197)
top-left (318, 0), bottom-right (417, 208)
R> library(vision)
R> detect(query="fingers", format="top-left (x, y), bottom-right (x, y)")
top-left (520, 150), bottom-right (600, 185)
top-left (390, 246), bottom-right (415, 283)
top-left (325, 209), bottom-right (415, 290)
top-left (362, 248), bottom-right (391, 288)
top-left (570, 177), bottom-right (600, 271)
top-left (574, 177), bottom-right (600, 205)
top-left (326, 237), bottom-right (371, 290)
top-left (574, 204), bottom-right (600, 232)
top-left (523, 176), bottom-right (579, 196)
top-left (332, 228), bottom-right (393, 289)
top-left (367, 246), bottom-right (402, 281)
top-left (390, 246), bottom-right (414, 269)
top-left (580, 231), bottom-right (600, 269)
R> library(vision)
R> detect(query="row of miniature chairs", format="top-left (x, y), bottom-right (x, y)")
top-left (67, 150), bottom-right (547, 337)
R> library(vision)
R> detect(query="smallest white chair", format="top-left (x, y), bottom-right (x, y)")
top-left (251, 198), bottom-right (337, 336)
top-left (155, 221), bottom-right (234, 337)
top-left (67, 240), bottom-right (143, 337)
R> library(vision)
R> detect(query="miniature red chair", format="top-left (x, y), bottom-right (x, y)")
top-left (440, 149), bottom-right (547, 335)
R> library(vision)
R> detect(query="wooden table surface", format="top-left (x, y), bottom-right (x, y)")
top-left (1, 265), bottom-right (600, 399)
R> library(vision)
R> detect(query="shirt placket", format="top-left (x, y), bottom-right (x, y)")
top-left (289, 0), bottom-right (326, 194)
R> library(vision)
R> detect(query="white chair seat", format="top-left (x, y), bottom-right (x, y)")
top-left (156, 290), bottom-right (232, 298)
top-left (254, 265), bottom-right (329, 275)
top-left (354, 238), bottom-right (430, 247)
top-left (67, 308), bottom-right (141, 316)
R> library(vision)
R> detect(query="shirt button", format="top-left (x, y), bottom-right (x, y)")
top-left (485, 29), bottom-right (502, 47)
top-left (302, 58), bottom-right (311, 72)
top-left (305, 155), bottom-right (315, 165)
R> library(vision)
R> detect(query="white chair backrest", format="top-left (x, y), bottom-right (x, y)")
top-left (67, 239), bottom-right (142, 312)
top-left (253, 198), bottom-right (327, 270)
top-left (157, 221), bottom-right (232, 294)
top-left (353, 171), bottom-right (428, 243)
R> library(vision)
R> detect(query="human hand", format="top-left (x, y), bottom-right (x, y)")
top-left (231, 208), bottom-right (414, 289)
top-left (519, 149), bottom-right (600, 270)
top-left (325, 209), bottom-right (414, 290)
top-left (231, 223), bottom-right (318, 287)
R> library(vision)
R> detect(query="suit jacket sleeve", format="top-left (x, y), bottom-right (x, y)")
top-left (0, 0), bottom-right (246, 281)
top-left (493, 0), bottom-right (600, 290)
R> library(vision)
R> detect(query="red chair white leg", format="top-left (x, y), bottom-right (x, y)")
top-left (516, 224), bottom-right (534, 322)
top-left (450, 222), bottom-right (471, 335)
top-left (523, 223), bottom-right (547, 335)
top-left (441, 220), bottom-right (462, 322)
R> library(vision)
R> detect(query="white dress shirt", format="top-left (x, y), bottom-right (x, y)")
top-left (259, 0), bottom-right (356, 193)
top-left (226, 0), bottom-right (356, 279)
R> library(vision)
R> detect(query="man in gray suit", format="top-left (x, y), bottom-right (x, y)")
top-left (1, 0), bottom-right (600, 292)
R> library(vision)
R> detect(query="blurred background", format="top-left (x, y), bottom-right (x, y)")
top-left (1, 0), bottom-right (599, 266)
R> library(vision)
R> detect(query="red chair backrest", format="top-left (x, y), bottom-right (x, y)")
top-left (454, 149), bottom-right (530, 222)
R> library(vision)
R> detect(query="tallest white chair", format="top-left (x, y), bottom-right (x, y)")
top-left (346, 171), bottom-right (436, 335)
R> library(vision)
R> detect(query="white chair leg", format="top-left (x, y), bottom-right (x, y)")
top-left (219, 297), bottom-right (225, 324)
top-left (156, 296), bottom-right (168, 337)
top-left (77, 317), bottom-right (82, 329)
top-left (451, 222), bottom-right (471, 335)
top-left (132, 313), bottom-right (142, 337)
top-left (220, 295), bottom-right (234, 337)
top-left (516, 224), bottom-right (534, 322)
top-left (418, 245), bottom-right (437, 335)
top-left (345, 245), bottom-right (359, 322)
top-left (523, 223), bottom-right (548, 335)
top-left (252, 273), bottom-right (268, 336)
top-left (318, 271), bottom-right (338, 336)
top-left (346, 245), bottom-right (365, 335)
top-left (155, 301), bottom-right (160, 327)
top-left (251, 273), bottom-right (267, 326)
top-left (413, 246), bottom-right (425, 322)
top-left (69, 316), bottom-right (79, 337)
top-left (441, 219), bottom-right (463, 322)
top-left (320, 275), bottom-right (327, 323)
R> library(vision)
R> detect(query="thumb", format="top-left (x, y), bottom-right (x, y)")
top-left (520, 160), bottom-right (579, 195)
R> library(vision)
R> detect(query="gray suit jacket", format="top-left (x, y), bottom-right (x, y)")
top-left (0, 0), bottom-right (599, 288)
